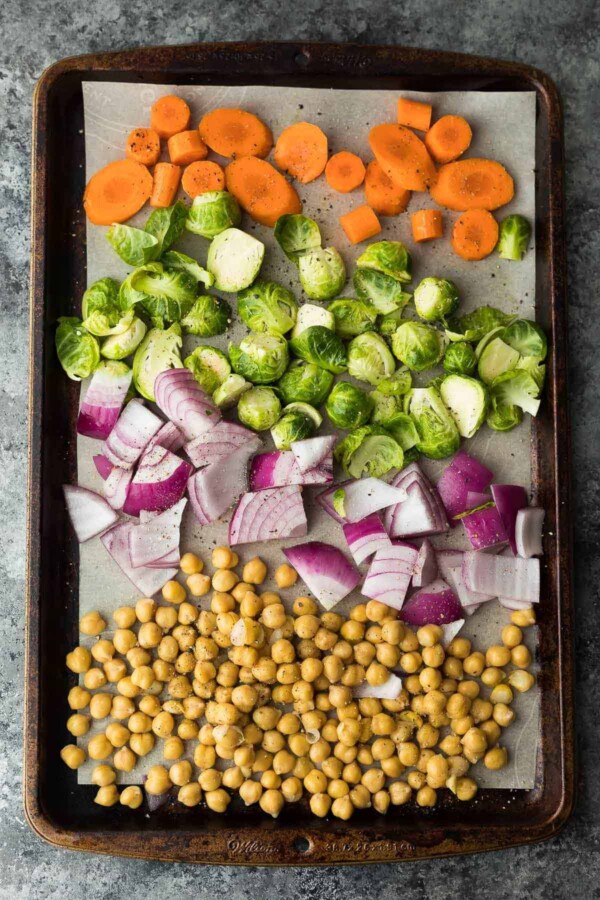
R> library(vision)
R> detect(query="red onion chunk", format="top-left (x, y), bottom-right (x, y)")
top-left (129, 498), bottom-right (186, 568)
top-left (354, 672), bottom-right (403, 700)
top-left (230, 485), bottom-right (307, 546)
top-left (77, 365), bottom-right (132, 440)
top-left (188, 444), bottom-right (257, 526)
top-left (343, 514), bottom-right (391, 566)
top-left (437, 450), bottom-right (494, 521)
top-left (362, 544), bottom-right (418, 610)
top-left (436, 549), bottom-right (494, 615)
top-left (93, 454), bottom-right (113, 481)
top-left (101, 522), bottom-right (177, 596)
top-left (440, 619), bottom-right (465, 646)
top-left (249, 451), bottom-right (332, 491)
top-left (63, 485), bottom-right (119, 542)
top-left (185, 421), bottom-right (261, 469)
top-left (384, 480), bottom-right (440, 539)
top-left (412, 539), bottom-right (438, 588)
top-left (401, 579), bottom-right (463, 626)
top-left (463, 551), bottom-right (540, 604)
top-left (154, 369), bottom-right (221, 440)
top-left (123, 445), bottom-right (193, 517)
top-left (103, 465), bottom-right (134, 511)
top-left (490, 484), bottom-right (528, 554)
top-left (515, 507), bottom-right (545, 558)
top-left (102, 399), bottom-right (163, 469)
top-left (465, 491), bottom-right (492, 509)
top-left (316, 481), bottom-right (352, 524)
top-left (291, 435), bottom-right (337, 474)
top-left (336, 478), bottom-right (408, 524)
top-left (283, 541), bottom-right (361, 610)
top-left (148, 421), bottom-right (185, 454)
top-left (461, 504), bottom-right (508, 550)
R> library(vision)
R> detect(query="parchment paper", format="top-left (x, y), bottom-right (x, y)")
top-left (78, 82), bottom-right (538, 788)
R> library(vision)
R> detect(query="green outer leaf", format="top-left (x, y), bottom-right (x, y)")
top-left (207, 228), bottom-right (265, 293)
top-left (213, 374), bottom-right (252, 409)
top-left (274, 214), bottom-right (322, 263)
top-left (413, 277), bottom-right (459, 323)
top-left (298, 248), bottom-right (346, 301)
top-left (271, 410), bottom-right (315, 450)
top-left (82, 277), bottom-right (122, 326)
top-left (83, 310), bottom-right (135, 338)
top-left (55, 317), bottom-right (100, 381)
top-left (489, 369), bottom-right (541, 417)
top-left (356, 240), bottom-right (412, 283)
top-left (289, 325), bottom-right (348, 374)
top-left (145, 200), bottom-right (189, 253)
top-left (161, 250), bottom-right (214, 288)
top-left (229, 334), bottom-right (289, 384)
top-left (455, 306), bottom-right (516, 343)
top-left (497, 214), bottom-right (532, 261)
top-left (184, 346), bottom-right (231, 394)
top-left (347, 332), bottom-right (395, 386)
top-left (486, 400), bottom-right (523, 432)
top-left (500, 319), bottom-right (547, 360)
top-left (238, 387), bottom-right (281, 431)
top-left (376, 368), bottom-right (412, 397)
top-left (106, 224), bottom-right (160, 267)
top-left (443, 341), bottom-right (477, 376)
top-left (101, 317), bottom-right (147, 360)
top-left (353, 268), bottom-right (411, 314)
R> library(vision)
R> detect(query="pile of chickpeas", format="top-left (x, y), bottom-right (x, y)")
top-left (61, 545), bottom-right (536, 819)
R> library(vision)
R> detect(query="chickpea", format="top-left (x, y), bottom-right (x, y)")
top-left (480, 720), bottom-right (502, 745)
top-left (187, 574), bottom-right (211, 597)
top-left (493, 703), bottom-right (515, 727)
top-left (508, 669), bottom-right (536, 693)
top-left (209, 546), bottom-right (234, 569)
top-left (446, 693), bottom-right (471, 719)
top-left (365, 625), bottom-right (383, 645)
top-left (113, 628), bottom-right (137, 655)
top-left (80, 610), bottom-right (107, 637)
top-left (399, 652), bottom-right (421, 675)
top-left (458, 680), bottom-right (480, 700)
top-left (111, 696), bottom-right (135, 720)
top-left (443, 656), bottom-right (463, 679)
top-left (290, 595), bottom-right (315, 616)
top-left (260, 603), bottom-right (286, 630)
top-left (212, 570), bottom-right (239, 594)
top-left (87, 734), bottom-right (113, 761)
top-left (353, 641), bottom-right (376, 667)
top-left (365, 600), bottom-right (389, 623)
top-left (463, 651), bottom-right (485, 676)
top-left (400, 630), bottom-right (420, 652)
top-left (81, 668), bottom-right (106, 691)
top-left (471, 698), bottom-right (494, 724)
top-left (490, 684), bottom-right (514, 705)
top-left (406, 770), bottom-right (425, 791)
top-left (511, 607), bottom-right (536, 627)
top-left (277, 712), bottom-right (301, 736)
top-left (91, 764), bottom-right (116, 787)
top-left (66, 646), bottom-right (92, 674)
top-left (361, 767), bottom-right (386, 795)
top-left (484, 746), bottom-right (508, 770)
top-left (60, 744), bottom-right (86, 769)
top-left (177, 552), bottom-right (201, 575)
top-left (66, 713), bottom-right (91, 737)
top-left (511, 644), bottom-right (532, 668)
top-left (308, 792), bottom-right (330, 818)
top-left (357, 745), bottom-right (374, 767)
top-left (416, 723), bottom-right (439, 749)
top-left (462, 727), bottom-right (487, 756)
top-left (376, 643), bottom-right (401, 669)
top-left (419, 666), bottom-right (442, 692)
top-left (485, 644), bottom-right (511, 668)
top-left (168, 760), bottom-right (192, 787)
top-left (309, 738), bottom-right (331, 764)
top-left (454, 776), bottom-right (478, 801)
top-left (331, 796), bottom-right (354, 820)
top-left (138, 696), bottom-right (161, 718)
top-left (113, 606), bottom-right (136, 629)
top-left (304, 769), bottom-right (327, 795)
top-left (417, 624), bottom-right (443, 647)
top-left (106, 723), bottom-right (130, 748)
top-left (136, 598), bottom-right (157, 623)
top-left (451, 715), bottom-right (474, 736)
top-left (416, 786), bottom-right (437, 807)
top-left (387, 782), bottom-right (410, 806)
top-left (128, 711), bottom-right (153, 734)
top-left (422, 644), bottom-right (444, 668)
top-left (205, 788), bottom-right (230, 813)
top-left (88, 693), bottom-right (111, 720)
top-left (94, 785), bottom-right (119, 807)
top-left (113, 747), bottom-right (136, 772)
top-left (127, 647), bottom-right (150, 670)
top-left (137, 622), bottom-right (162, 650)
top-left (339, 620), bottom-right (363, 644)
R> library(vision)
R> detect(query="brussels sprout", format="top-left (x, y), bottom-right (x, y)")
top-left (161, 250), bottom-right (214, 289)
top-left (119, 262), bottom-right (197, 328)
top-left (517, 356), bottom-right (546, 391)
top-left (347, 332), bottom-right (395, 386)
top-left (406, 387), bottom-right (460, 460)
top-left (391, 322), bottom-right (444, 372)
top-left (145, 200), bottom-right (189, 253)
top-left (378, 307), bottom-right (407, 336)
top-left (448, 306), bottom-right (516, 343)
top-left (298, 248), bottom-right (346, 301)
top-left (55, 317), bottom-right (100, 381)
top-left (500, 319), bottom-right (547, 360)
top-left (486, 399), bottom-right (523, 432)
top-left (274, 214), bottom-right (322, 263)
top-left (369, 390), bottom-right (404, 426)
top-left (414, 277), bottom-right (459, 323)
top-left (276, 360), bottom-right (334, 405)
top-left (238, 386), bottom-right (282, 431)
top-left (489, 369), bottom-right (541, 417)
top-left (101, 317), bottom-right (147, 360)
top-left (353, 268), bottom-right (412, 315)
top-left (440, 374), bottom-right (489, 439)
top-left (271, 406), bottom-right (317, 450)
top-left (328, 298), bottom-right (377, 339)
top-left (443, 341), bottom-right (477, 376)
top-left (289, 326), bottom-right (347, 374)
top-left (356, 240), bottom-right (412, 283)
top-left (229, 333), bottom-right (289, 384)
top-left (213, 374), bottom-right (252, 409)
top-left (477, 336), bottom-right (521, 384)
top-left (185, 191), bottom-right (241, 239)
top-left (184, 345), bottom-right (231, 394)
top-left (132, 323), bottom-right (183, 401)
top-left (335, 426), bottom-right (404, 479)
top-left (291, 304), bottom-right (335, 338)
top-left (325, 382), bottom-right (373, 430)
top-left (82, 277), bottom-right (131, 337)
top-left (238, 281), bottom-right (298, 336)
top-left (207, 228), bottom-right (265, 293)
top-left (181, 295), bottom-right (232, 338)
top-left (497, 214), bottom-right (532, 261)
top-left (284, 402), bottom-right (322, 428)
top-left (106, 224), bottom-right (160, 267)
top-left (382, 413), bottom-right (419, 452)
top-left (376, 367), bottom-right (412, 397)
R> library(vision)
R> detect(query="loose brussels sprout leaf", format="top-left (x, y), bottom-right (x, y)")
top-left (382, 413), bottom-right (419, 452)
top-left (328, 298), bottom-right (377, 339)
top-left (347, 332), bottom-right (395, 386)
top-left (291, 304), bottom-right (335, 338)
top-left (185, 191), bottom-right (241, 239)
top-left (83, 310), bottom-right (135, 339)
top-left (356, 240), bottom-right (412, 283)
top-left (274, 214), bottom-right (322, 263)
top-left (477, 336), bottom-right (521, 385)
top-left (229, 333), bottom-right (289, 384)
top-left (101, 317), bottom-right (147, 360)
top-left (132, 323), bottom-right (183, 401)
top-left (443, 341), bottom-right (477, 376)
top-left (376, 367), bottom-right (412, 397)
top-left (335, 425), bottom-right (404, 479)
top-left (474, 326), bottom-right (506, 360)
top-left (391, 322), bottom-right (444, 372)
top-left (450, 306), bottom-right (516, 343)
top-left (283, 402), bottom-right (322, 428)
top-left (145, 200), bottom-right (189, 253)
top-left (332, 489), bottom-right (347, 518)
top-left (486, 399), bottom-right (523, 432)
top-left (271, 410), bottom-right (316, 451)
top-left (119, 262), bottom-right (197, 327)
top-left (55, 317), bottom-right (100, 381)
top-left (497, 214), bottom-right (532, 261)
top-left (290, 325), bottom-right (347, 374)
top-left (238, 281), bottom-right (298, 335)
top-left (207, 228), bottom-right (265, 293)
top-left (325, 382), bottom-right (373, 430)
top-left (161, 250), bottom-right (214, 289)
top-left (213, 374), bottom-right (252, 409)
top-left (500, 319), bottom-right (547, 361)
top-left (181, 295), bottom-right (232, 337)
top-left (276, 360), bottom-right (334, 406)
top-left (406, 387), bottom-right (460, 460)
top-left (414, 277), bottom-right (459, 323)
top-left (353, 268), bottom-right (412, 315)
top-left (440, 374), bottom-right (489, 439)
top-left (82, 277), bottom-right (127, 336)
top-left (238, 386), bottom-right (282, 431)
top-left (517, 356), bottom-right (546, 391)
top-left (489, 369), bottom-right (541, 417)
top-left (369, 390), bottom-right (405, 426)
top-left (378, 307), bottom-right (407, 336)
top-left (184, 345), bottom-right (231, 394)
top-left (298, 247), bottom-right (346, 301)
top-left (106, 223), bottom-right (160, 267)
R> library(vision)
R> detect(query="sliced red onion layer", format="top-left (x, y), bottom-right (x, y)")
top-left (93, 454), bottom-right (113, 481)
top-left (63, 485), bottom-right (119, 542)
top-left (463, 551), bottom-right (540, 604)
top-left (316, 481), bottom-right (352, 524)
top-left (412, 538), bottom-right (438, 588)
top-left (123, 445), bottom-right (193, 517)
top-left (460, 504), bottom-right (508, 550)
top-left (103, 464), bottom-right (134, 511)
top-left (283, 541), bottom-right (361, 610)
top-left (334, 477), bottom-right (408, 524)
top-left (154, 369), bottom-right (221, 440)
top-left (129, 498), bottom-right (186, 568)
top-left (77, 365), bottom-right (132, 440)
top-left (138, 509), bottom-right (181, 568)
top-left (148, 421), bottom-right (185, 454)
top-left (102, 399), bottom-right (163, 469)
top-left (440, 619), bottom-right (465, 647)
top-left (466, 491), bottom-right (492, 509)
top-left (249, 451), bottom-right (332, 491)
top-left (101, 522), bottom-right (177, 596)
top-left (515, 507), bottom-right (545, 558)
top-left (354, 672), bottom-right (403, 700)
top-left (436, 549), bottom-right (494, 616)
top-left (383, 463), bottom-right (448, 539)
top-left (229, 485), bottom-right (307, 546)
top-left (490, 484), bottom-right (528, 554)
top-left (291, 435), bottom-right (337, 475)
top-left (343, 514), bottom-right (391, 566)
top-left (362, 543), bottom-right (418, 610)
top-left (436, 450), bottom-right (494, 521)
top-left (188, 443), bottom-right (257, 526)
top-left (185, 420), bottom-right (261, 469)
top-left (401, 579), bottom-right (463, 626)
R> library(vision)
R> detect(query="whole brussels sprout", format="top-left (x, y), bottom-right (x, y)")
top-left (353, 268), bottom-right (411, 315)
top-left (500, 319), bottom-right (547, 360)
top-left (276, 360), bottom-right (334, 406)
top-left (298, 247), bottom-right (346, 301)
top-left (443, 341), bottom-right (477, 375)
top-left (271, 405), bottom-right (319, 450)
top-left (101, 317), bottom-right (147, 360)
top-left (184, 345), bottom-right (231, 394)
top-left (238, 281), bottom-right (297, 335)
top-left (497, 214), bottom-right (532, 261)
top-left (414, 277), bottom-right (459, 323)
top-left (328, 298), bottom-right (377, 339)
top-left (132, 323), bottom-right (183, 402)
top-left (185, 191), bottom-right (241, 239)
top-left (229, 333), bottom-right (289, 384)
top-left (274, 214), bottom-right (322, 263)
top-left (391, 321), bottom-right (444, 372)
top-left (238, 387), bottom-right (282, 431)
top-left (119, 262), bottom-right (197, 328)
top-left (181, 295), bottom-right (232, 337)
top-left (347, 333), bottom-right (395, 386)
top-left (356, 240), bottom-right (412, 283)
top-left (55, 317), bottom-right (100, 381)
top-left (289, 326), bottom-right (347, 374)
top-left (213, 374), bottom-right (252, 409)
top-left (334, 425), bottom-right (404, 479)
top-left (325, 382), bottom-right (373, 430)
top-left (406, 387), bottom-right (460, 459)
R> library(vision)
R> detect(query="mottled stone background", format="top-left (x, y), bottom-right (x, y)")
top-left (0, 1), bottom-right (598, 897)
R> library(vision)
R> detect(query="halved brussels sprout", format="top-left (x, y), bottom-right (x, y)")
top-left (271, 407), bottom-right (317, 450)
top-left (291, 304), bottom-right (335, 338)
top-left (325, 382), bottom-right (373, 430)
top-left (414, 277), bottom-right (459, 323)
top-left (106, 224), bottom-right (159, 267)
top-left (184, 345), bottom-right (231, 394)
top-left (447, 305), bottom-right (516, 343)
top-left (298, 247), bottom-right (346, 301)
top-left (381, 413), bottom-right (419, 452)
top-left (213, 374), bottom-right (252, 409)
top-left (356, 240), bottom-right (412, 283)
top-left (376, 367), bottom-right (412, 397)
top-left (238, 281), bottom-right (298, 335)
top-left (145, 200), bottom-right (189, 253)
top-left (378, 307), bottom-right (407, 336)
top-left (119, 261), bottom-right (197, 328)
top-left (391, 322), bottom-right (444, 372)
top-left (185, 191), bottom-right (241, 239)
top-left (443, 341), bottom-right (477, 376)
top-left (55, 317), bottom-right (100, 381)
top-left (238, 386), bottom-right (282, 431)
top-left (353, 268), bottom-right (412, 315)
top-left (289, 325), bottom-right (347, 374)
top-left (477, 336), bottom-right (520, 384)
top-left (101, 317), bottom-right (147, 360)
top-left (334, 425), bottom-right (404, 479)
top-left (181, 295), bottom-right (232, 337)
top-left (274, 213), bottom-right (322, 263)
top-left (229, 333), bottom-right (289, 384)
top-left (276, 360), bottom-right (334, 406)
top-left (489, 369), bottom-right (541, 417)
top-left (486, 399), bottom-right (523, 432)
top-left (440, 374), bottom-right (489, 438)
top-left (500, 319), bottom-right (547, 360)
top-left (161, 250), bottom-right (214, 288)
top-left (82, 277), bottom-right (131, 337)
top-left (369, 390), bottom-right (405, 426)
top-left (497, 214), bottom-right (532, 261)
top-left (284, 402), bottom-right (322, 428)
top-left (132, 323), bottom-right (183, 401)
top-left (406, 387), bottom-right (460, 459)
top-left (347, 332), bottom-right (395, 386)
top-left (328, 298), bottom-right (377, 339)
top-left (207, 228), bottom-right (265, 293)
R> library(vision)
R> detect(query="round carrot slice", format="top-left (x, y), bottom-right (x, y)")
top-left (125, 127), bottom-right (161, 167)
top-left (150, 95), bottom-right (191, 139)
top-left (431, 158), bottom-right (514, 211)
top-left (182, 161), bottom-right (225, 198)
top-left (325, 151), bottom-right (366, 193)
top-left (451, 208), bottom-right (499, 260)
top-left (364, 160), bottom-right (411, 216)
top-left (198, 108), bottom-right (273, 159)
top-left (225, 157), bottom-right (301, 226)
top-left (274, 122), bottom-right (328, 184)
top-left (425, 115), bottom-right (472, 164)
top-left (83, 159), bottom-right (153, 225)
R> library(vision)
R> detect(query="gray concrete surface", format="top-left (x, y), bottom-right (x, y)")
top-left (0, 1), bottom-right (598, 897)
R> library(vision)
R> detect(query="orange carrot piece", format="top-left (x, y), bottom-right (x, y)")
top-left (364, 160), bottom-right (411, 216)
top-left (150, 163), bottom-right (182, 208)
top-left (430, 158), bottom-right (514, 211)
top-left (125, 127), bottom-right (161, 167)
top-left (451, 209), bottom-right (499, 260)
top-left (369, 124), bottom-right (437, 192)
top-left (339, 205), bottom-right (382, 245)
top-left (198, 108), bottom-right (273, 159)
top-left (274, 122), bottom-right (328, 184)
top-left (150, 95), bottom-right (191, 139)
top-left (397, 97), bottom-right (433, 132)
top-left (425, 115), bottom-right (473, 164)
top-left (411, 209), bottom-right (444, 242)
top-left (182, 161), bottom-right (225, 198)
top-left (325, 151), bottom-right (366, 193)
top-left (225, 157), bottom-right (301, 226)
top-left (167, 130), bottom-right (208, 166)
top-left (83, 159), bottom-right (153, 225)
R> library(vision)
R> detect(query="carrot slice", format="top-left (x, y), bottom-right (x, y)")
top-left (425, 115), bottom-right (473, 164)
top-left (150, 95), bottom-right (191, 139)
top-left (125, 128), bottom-right (161, 167)
top-left (83, 159), bottom-right (153, 225)
top-left (325, 151), bottom-right (366, 193)
top-left (430, 158), bottom-right (514, 211)
top-left (369, 124), bottom-right (437, 192)
top-left (198, 108), bottom-right (273, 159)
top-left (397, 98), bottom-right (432, 132)
top-left (339, 205), bottom-right (382, 245)
top-left (182, 161), bottom-right (225, 198)
top-left (274, 122), bottom-right (328, 184)
top-left (451, 209), bottom-right (499, 260)
top-left (364, 160), bottom-right (411, 216)
top-left (150, 163), bottom-right (182, 208)
top-left (167, 130), bottom-right (208, 166)
top-left (411, 209), bottom-right (444, 242)
top-left (225, 157), bottom-right (301, 226)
